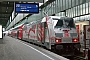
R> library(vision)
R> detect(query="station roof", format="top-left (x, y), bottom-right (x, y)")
top-left (0, 1), bottom-right (14, 27)
top-left (0, 0), bottom-right (43, 28)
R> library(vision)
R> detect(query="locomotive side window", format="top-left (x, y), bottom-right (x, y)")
top-left (52, 18), bottom-right (63, 28)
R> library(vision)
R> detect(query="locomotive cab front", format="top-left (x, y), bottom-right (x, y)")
top-left (51, 17), bottom-right (81, 55)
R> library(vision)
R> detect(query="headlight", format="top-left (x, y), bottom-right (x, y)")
top-left (55, 38), bottom-right (61, 43)
top-left (72, 38), bottom-right (78, 42)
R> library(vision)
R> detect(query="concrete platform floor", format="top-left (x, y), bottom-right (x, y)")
top-left (0, 36), bottom-right (69, 60)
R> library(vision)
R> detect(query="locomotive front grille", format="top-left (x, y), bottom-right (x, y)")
top-left (55, 33), bottom-right (63, 37)
top-left (70, 33), bottom-right (77, 37)
top-left (62, 37), bottom-right (72, 43)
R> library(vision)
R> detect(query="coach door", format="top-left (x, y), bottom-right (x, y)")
top-left (43, 22), bottom-right (49, 43)
top-left (41, 22), bottom-right (46, 43)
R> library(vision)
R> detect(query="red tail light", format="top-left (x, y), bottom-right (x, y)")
top-left (72, 38), bottom-right (78, 42)
top-left (55, 38), bottom-right (61, 43)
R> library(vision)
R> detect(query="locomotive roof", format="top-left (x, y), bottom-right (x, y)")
top-left (49, 16), bottom-right (72, 19)
top-left (41, 16), bottom-right (73, 22)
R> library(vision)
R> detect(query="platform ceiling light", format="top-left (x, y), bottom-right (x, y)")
top-left (7, 7), bottom-right (8, 9)
top-left (6, 11), bottom-right (7, 12)
top-left (8, 2), bottom-right (9, 4)
top-left (23, 2), bottom-right (26, 3)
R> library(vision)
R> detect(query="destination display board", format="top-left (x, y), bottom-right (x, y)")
top-left (14, 3), bottom-right (39, 13)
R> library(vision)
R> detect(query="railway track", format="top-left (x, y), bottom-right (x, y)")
top-left (74, 56), bottom-right (85, 60)
top-left (65, 55), bottom-right (85, 60)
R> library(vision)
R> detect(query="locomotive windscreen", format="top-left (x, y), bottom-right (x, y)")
top-left (52, 17), bottom-right (76, 28)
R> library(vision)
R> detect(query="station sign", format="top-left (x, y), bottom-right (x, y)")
top-left (14, 2), bottom-right (39, 13)
top-left (84, 25), bottom-right (90, 40)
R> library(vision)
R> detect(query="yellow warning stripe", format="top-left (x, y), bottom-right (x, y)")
top-left (74, 56), bottom-right (85, 60)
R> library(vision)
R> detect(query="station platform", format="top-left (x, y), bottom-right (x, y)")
top-left (0, 36), bottom-right (69, 60)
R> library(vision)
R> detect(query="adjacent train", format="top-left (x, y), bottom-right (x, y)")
top-left (8, 16), bottom-right (81, 56)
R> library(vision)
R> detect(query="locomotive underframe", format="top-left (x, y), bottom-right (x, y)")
top-left (51, 43), bottom-right (81, 56)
